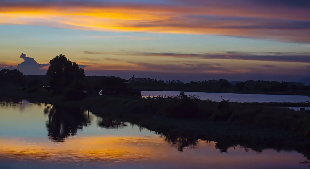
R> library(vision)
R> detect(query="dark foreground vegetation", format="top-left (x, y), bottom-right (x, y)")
top-left (1, 54), bottom-right (310, 156)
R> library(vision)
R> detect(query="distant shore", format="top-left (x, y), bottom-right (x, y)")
top-left (24, 75), bottom-right (310, 96)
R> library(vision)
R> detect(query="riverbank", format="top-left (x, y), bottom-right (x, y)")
top-left (1, 86), bottom-right (310, 150)
top-left (137, 87), bottom-right (310, 96)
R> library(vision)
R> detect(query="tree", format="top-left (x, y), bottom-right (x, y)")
top-left (46, 54), bottom-right (85, 94)
top-left (27, 78), bottom-right (43, 88)
top-left (0, 69), bottom-right (26, 86)
top-left (95, 76), bottom-right (131, 95)
top-left (44, 106), bottom-right (92, 142)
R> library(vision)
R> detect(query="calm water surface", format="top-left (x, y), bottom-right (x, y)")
top-left (142, 91), bottom-right (310, 103)
top-left (0, 100), bottom-right (309, 169)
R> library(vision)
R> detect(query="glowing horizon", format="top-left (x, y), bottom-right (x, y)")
top-left (0, 0), bottom-right (310, 81)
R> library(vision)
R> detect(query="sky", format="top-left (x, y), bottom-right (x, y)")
top-left (0, 0), bottom-right (310, 81)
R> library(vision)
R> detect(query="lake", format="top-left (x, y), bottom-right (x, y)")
top-left (142, 91), bottom-right (310, 103)
top-left (0, 100), bottom-right (309, 169)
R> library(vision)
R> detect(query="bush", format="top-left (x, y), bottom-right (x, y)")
top-left (165, 92), bottom-right (199, 118)
top-left (27, 78), bottom-right (43, 88)
top-left (64, 81), bottom-right (89, 101)
top-left (95, 76), bottom-right (132, 95)
top-left (0, 69), bottom-right (26, 86)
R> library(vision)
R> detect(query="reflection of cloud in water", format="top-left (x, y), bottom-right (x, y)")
top-left (0, 136), bottom-right (164, 164)
top-left (0, 137), bottom-right (307, 169)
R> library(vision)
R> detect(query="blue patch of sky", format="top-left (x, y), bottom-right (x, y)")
top-left (0, 25), bottom-right (309, 55)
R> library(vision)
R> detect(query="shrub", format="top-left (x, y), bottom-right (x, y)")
top-left (64, 81), bottom-right (89, 101)
top-left (95, 76), bottom-right (132, 95)
top-left (165, 92), bottom-right (199, 118)
top-left (27, 78), bottom-right (43, 88)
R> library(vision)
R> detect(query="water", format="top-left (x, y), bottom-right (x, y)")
top-left (142, 91), bottom-right (310, 103)
top-left (287, 107), bottom-right (310, 111)
top-left (0, 100), bottom-right (309, 169)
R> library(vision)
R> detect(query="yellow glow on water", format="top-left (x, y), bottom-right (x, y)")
top-left (0, 136), bottom-right (165, 163)
top-left (0, 134), bottom-right (307, 168)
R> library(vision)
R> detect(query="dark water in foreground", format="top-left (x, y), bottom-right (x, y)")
top-left (0, 100), bottom-right (309, 169)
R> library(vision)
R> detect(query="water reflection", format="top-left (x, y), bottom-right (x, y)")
top-left (0, 98), bottom-right (31, 110)
top-left (162, 134), bottom-right (198, 152)
top-left (44, 106), bottom-right (93, 142)
top-left (0, 136), bottom-right (162, 164)
top-left (97, 118), bottom-right (128, 129)
top-left (0, 99), bottom-right (310, 169)
top-left (0, 137), bottom-right (308, 169)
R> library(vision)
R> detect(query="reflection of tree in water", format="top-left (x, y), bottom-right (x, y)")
top-left (97, 117), bottom-right (127, 129)
top-left (159, 132), bottom-right (310, 162)
top-left (153, 128), bottom-right (310, 162)
top-left (0, 98), bottom-right (23, 109)
top-left (0, 98), bottom-right (43, 111)
top-left (162, 134), bottom-right (198, 152)
top-left (44, 106), bottom-right (92, 142)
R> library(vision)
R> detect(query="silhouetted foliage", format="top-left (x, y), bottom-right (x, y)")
top-left (97, 118), bottom-right (127, 129)
top-left (236, 82), bottom-right (246, 91)
top-left (236, 80), bottom-right (308, 93)
top-left (95, 76), bottom-right (132, 95)
top-left (27, 78), bottom-right (43, 88)
top-left (165, 92), bottom-right (199, 118)
top-left (44, 105), bottom-right (92, 142)
top-left (163, 134), bottom-right (198, 152)
top-left (22, 74), bottom-right (310, 95)
top-left (128, 76), bottom-right (310, 94)
top-left (64, 81), bottom-right (89, 101)
top-left (0, 69), bottom-right (26, 86)
top-left (46, 54), bottom-right (85, 95)
top-left (129, 77), bottom-right (233, 92)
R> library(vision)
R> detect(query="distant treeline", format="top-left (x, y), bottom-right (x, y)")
top-left (128, 76), bottom-right (310, 95)
top-left (2, 73), bottom-right (310, 96)
top-left (23, 75), bottom-right (310, 93)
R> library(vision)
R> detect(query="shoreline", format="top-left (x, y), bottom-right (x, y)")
top-left (140, 89), bottom-right (310, 96)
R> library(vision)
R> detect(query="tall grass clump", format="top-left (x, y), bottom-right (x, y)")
top-left (164, 92), bottom-right (199, 118)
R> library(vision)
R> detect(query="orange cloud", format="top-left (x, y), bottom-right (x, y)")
top-left (84, 62), bottom-right (142, 71)
top-left (0, 2), bottom-right (310, 42)
top-left (87, 36), bottom-right (157, 40)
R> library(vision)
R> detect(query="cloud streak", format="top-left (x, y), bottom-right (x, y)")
top-left (137, 52), bottom-right (310, 63)
top-left (84, 51), bottom-right (105, 55)
top-left (127, 62), bottom-right (230, 74)
top-left (0, 1), bottom-right (310, 42)
top-left (87, 36), bottom-right (157, 40)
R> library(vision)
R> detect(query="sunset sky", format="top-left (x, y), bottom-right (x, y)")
top-left (0, 0), bottom-right (310, 81)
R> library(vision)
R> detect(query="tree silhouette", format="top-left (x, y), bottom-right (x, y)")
top-left (46, 54), bottom-right (85, 94)
top-left (44, 106), bottom-right (92, 142)
top-left (163, 134), bottom-right (198, 152)
top-left (97, 118), bottom-right (128, 129)
top-left (95, 76), bottom-right (131, 95)
top-left (0, 69), bottom-right (26, 86)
